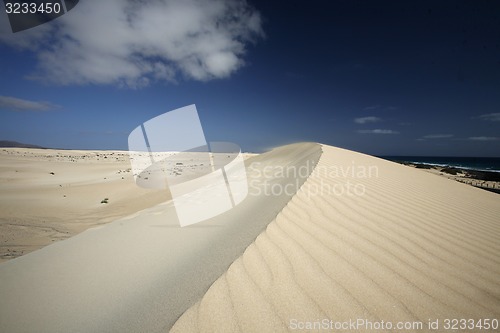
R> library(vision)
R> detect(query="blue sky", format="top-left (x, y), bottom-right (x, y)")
top-left (0, 0), bottom-right (499, 156)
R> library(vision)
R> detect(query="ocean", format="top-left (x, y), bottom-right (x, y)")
top-left (379, 156), bottom-right (500, 173)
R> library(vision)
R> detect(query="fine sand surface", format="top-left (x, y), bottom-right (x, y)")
top-left (1, 143), bottom-right (499, 333)
top-left (0, 148), bottom-right (169, 262)
top-left (0, 143), bottom-right (321, 333)
top-left (172, 144), bottom-right (500, 332)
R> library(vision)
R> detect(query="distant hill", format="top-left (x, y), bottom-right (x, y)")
top-left (0, 140), bottom-right (46, 149)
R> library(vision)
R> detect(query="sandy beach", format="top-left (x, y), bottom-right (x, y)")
top-left (0, 143), bottom-right (499, 333)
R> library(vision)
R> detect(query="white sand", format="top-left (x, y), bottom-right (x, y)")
top-left (172, 144), bottom-right (500, 332)
top-left (1, 144), bottom-right (498, 333)
top-left (0, 143), bottom-right (321, 333)
top-left (0, 148), bottom-right (168, 262)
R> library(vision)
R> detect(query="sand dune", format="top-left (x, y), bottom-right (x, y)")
top-left (171, 144), bottom-right (500, 332)
top-left (0, 143), bottom-right (321, 333)
top-left (1, 143), bottom-right (499, 332)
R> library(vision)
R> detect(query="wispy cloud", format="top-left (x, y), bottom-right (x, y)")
top-left (357, 129), bottom-right (399, 134)
top-left (0, 95), bottom-right (60, 112)
top-left (354, 116), bottom-right (381, 124)
top-left (478, 113), bottom-right (500, 122)
top-left (0, 0), bottom-right (263, 87)
top-left (363, 105), bottom-right (381, 111)
top-left (422, 134), bottom-right (454, 139)
top-left (354, 116), bottom-right (382, 124)
top-left (468, 136), bottom-right (499, 141)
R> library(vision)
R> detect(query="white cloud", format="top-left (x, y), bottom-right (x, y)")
top-left (478, 113), bottom-right (500, 122)
top-left (0, 95), bottom-right (59, 111)
top-left (468, 136), bottom-right (499, 141)
top-left (0, 0), bottom-right (263, 87)
top-left (354, 116), bottom-right (381, 124)
top-left (422, 134), bottom-right (454, 139)
top-left (357, 129), bottom-right (399, 134)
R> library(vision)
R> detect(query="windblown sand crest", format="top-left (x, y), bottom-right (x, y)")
top-left (0, 143), bottom-right (321, 333)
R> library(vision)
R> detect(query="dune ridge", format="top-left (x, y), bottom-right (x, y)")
top-left (171, 144), bottom-right (500, 332)
top-left (0, 143), bottom-right (322, 333)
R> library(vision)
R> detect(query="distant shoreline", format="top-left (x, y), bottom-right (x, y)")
top-left (393, 161), bottom-right (500, 194)
top-left (380, 155), bottom-right (500, 173)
